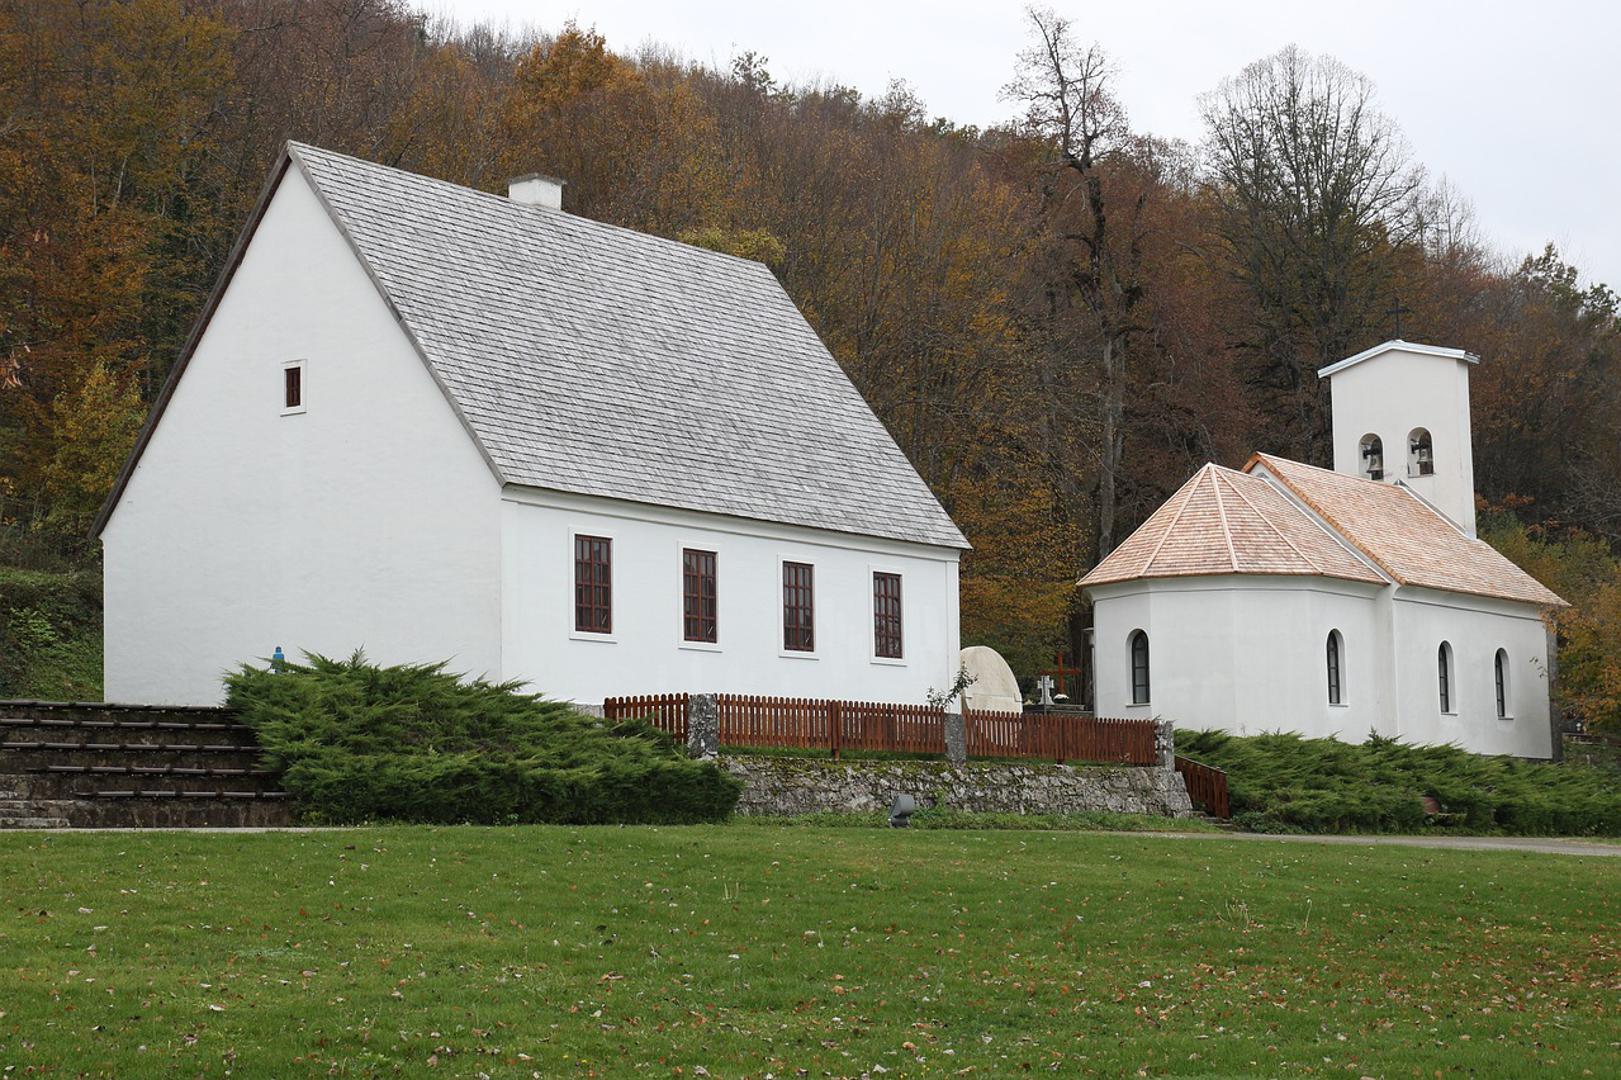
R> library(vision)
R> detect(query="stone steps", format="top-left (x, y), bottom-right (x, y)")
top-left (0, 716), bottom-right (259, 747)
top-left (0, 815), bottom-right (72, 829)
top-left (2, 743), bottom-right (268, 770)
top-left (0, 701), bottom-right (293, 829)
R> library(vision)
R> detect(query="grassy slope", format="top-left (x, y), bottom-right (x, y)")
top-left (0, 825), bottom-right (1614, 1077)
top-left (0, 565), bottom-right (101, 700)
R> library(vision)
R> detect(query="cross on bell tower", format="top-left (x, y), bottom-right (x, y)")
top-left (1385, 299), bottom-right (1414, 338)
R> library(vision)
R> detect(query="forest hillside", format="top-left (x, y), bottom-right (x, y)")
top-left (2, 1), bottom-right (1617, 724)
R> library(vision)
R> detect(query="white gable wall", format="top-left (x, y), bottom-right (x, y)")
top-left (102, 167), bottom-right (502, 704)
top-left (501, 489), bottom-right (962, 706)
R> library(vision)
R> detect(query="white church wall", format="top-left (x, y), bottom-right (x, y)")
top-left (1090, 576), bottom-right (1385, 738)
top-left (500, 489), bottom-right (962, 707)
top-left (1390, 588), bottom-right (1554, 757)
top-left (102, 166), bottom-right (504, 704)
top-left (1326, 346), bottom-right (1477, 536)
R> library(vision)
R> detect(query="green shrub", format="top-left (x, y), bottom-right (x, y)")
top-left (1178, 728), bottom-right (1621, 836)
top-left (0, 565), bottom-right (102, 699)
top-left (226, 652), bottom-right (740, 825)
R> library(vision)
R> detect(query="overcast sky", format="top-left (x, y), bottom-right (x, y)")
top-left (433, 0), bottom-right (1619, 290)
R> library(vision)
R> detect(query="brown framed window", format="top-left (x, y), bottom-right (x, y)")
top-left (873, 571), bottom-right (903, 659)
top-left (574, 535), bottom-right (612, 633)
top-left (284, 363), bottom-right (303, 410)
top-left (782, 561), bottom-right (814, 652)
top-left (682, 548), bottom-right (717, 643)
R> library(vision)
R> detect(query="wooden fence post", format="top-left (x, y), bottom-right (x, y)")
top-left (829, 699), bottom-right (841, 760)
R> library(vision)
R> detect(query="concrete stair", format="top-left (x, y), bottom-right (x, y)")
top-left (0, 701), bottom-right (294, 829)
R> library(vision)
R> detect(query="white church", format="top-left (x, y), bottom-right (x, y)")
top-left (1081, 340), bottom-right (1567, 758)
top-left (94, 143), bottom-right (967, 707)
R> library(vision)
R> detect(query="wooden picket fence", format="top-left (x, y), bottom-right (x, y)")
top-left (602, 692), bottom-right (689, 742)
top-left (715, 694), bottom-right (837, 750)
top-left (1173, 755), bottom-right (1231, 818)
top-left (604, 692), bottom-right (1160, 767)
top-left (964, 709), bottom-right (1159, 766)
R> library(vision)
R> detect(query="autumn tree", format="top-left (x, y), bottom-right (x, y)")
top-left (1200, 45), bottom-right (1423, 464)
top-left (1003, 7), bottom-right (1155, 568)
top-left (0, 0), bottom-right (233, 545)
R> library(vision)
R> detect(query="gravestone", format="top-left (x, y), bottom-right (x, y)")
top-left (959, 645), bottom-right (1023, 714)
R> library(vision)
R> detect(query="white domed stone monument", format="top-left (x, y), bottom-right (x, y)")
top-left (959, 645), bottom-right (1024, 714)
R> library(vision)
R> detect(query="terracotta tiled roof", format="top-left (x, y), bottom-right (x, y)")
top-left (1078, 464), bottom-right (1386, 588)
top-left (1247, 453), bottom-right (1568, 608)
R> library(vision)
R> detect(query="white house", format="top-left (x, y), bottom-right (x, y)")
top-left (95, 143), bottom-right (967, 707)
top-left (1080, 341), bottom-right (1567, 758)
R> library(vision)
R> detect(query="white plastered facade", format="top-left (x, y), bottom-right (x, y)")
top-left (101, 166), bottom-right (963, 707)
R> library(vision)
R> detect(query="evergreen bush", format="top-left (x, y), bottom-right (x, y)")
top-left (1178, 728), bottom-right (1621, 835)
top-left (226, 652), bottom-right (740, 825)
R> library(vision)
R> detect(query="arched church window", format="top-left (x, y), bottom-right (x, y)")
top-left (1326, 630), bottom-right (1344, 705)
top-left (1129, 630), bottom-right (1150, 705)
top-left (1495, 649), bottom-right (1509, 719)
top-left (1408, 428), bottom-right (1434, 477)
top-left (1360, 434), bottom-right (1384, 481)
top-left (1438, 641), bottom-right (1454, 714)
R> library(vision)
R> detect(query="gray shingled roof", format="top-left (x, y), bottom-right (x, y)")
top-left (289, 143), bottom-right (967, 549)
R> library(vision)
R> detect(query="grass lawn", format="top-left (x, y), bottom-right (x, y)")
top-left (1, 826), bottom-right (1615, 1077)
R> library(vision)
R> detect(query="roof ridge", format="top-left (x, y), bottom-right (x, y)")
top-left (1223, 471), bottom-right (1329, 575)
top-left (1209, 468), bottom-right (1240, 573)
top-left (1251, 456), bottom-right (1407, 583)
top-left (287, 141), bottom-right (775, 272)
top-left (1142, 468), bottom-right (1205, 573)
top-left (1392, 478), bottom-right (1471, 538)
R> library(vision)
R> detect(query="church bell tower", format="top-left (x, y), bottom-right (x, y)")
top-left (1319, 340), bottom-right (1479, 537)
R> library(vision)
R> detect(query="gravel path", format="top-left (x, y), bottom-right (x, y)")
top-left (3, 825), bottom-right (1617, 856)
top-left (1127, 830), bottom-right (1621, 857)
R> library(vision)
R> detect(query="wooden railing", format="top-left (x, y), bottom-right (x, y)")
top-left (707, 695), bottom-right (949, 756)
top-left (715, 694), bottom-right (836, 750)
top-left (606, 693), bottom-right (1162, 767)
top-left (603, 693), bottom-right (689, 742)
top-left (1174, 755), bottom-right (1230, 819)
top-left (965, 709), bottom-right (1158, 765)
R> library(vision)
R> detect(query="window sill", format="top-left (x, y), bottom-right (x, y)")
top-left (870, 656), bottom-right (907, 667)
top-left (280, 406), bottom-right (306, 417)
top-left (679, 640), bottom-right (722, 653)
top-left (569, 630), bottom-right (617, 644)
top-left (779, 650), bottom-right (819, 661)
top-left (1440, 710), bottom-right (1458, 718)
top-left (1328, 702), bottom-right (1349, 709)
top-left (1497, 715), bottom-right (1515, 723)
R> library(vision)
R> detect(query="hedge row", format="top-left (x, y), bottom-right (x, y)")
top-left (1178, 728), bottom-right (1621, 835)
top-left (227, 652), bottom-right (740, 825)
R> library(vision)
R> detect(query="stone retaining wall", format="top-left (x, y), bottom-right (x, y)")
top-left (723, 755), bottom-right (1194, 818)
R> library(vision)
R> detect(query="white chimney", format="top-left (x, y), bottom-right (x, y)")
top-left (507, 173), bottom-right (565, 210)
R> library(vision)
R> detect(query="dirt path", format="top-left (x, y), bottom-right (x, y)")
top-left (1127, 830), bottom-right (1621, 857)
